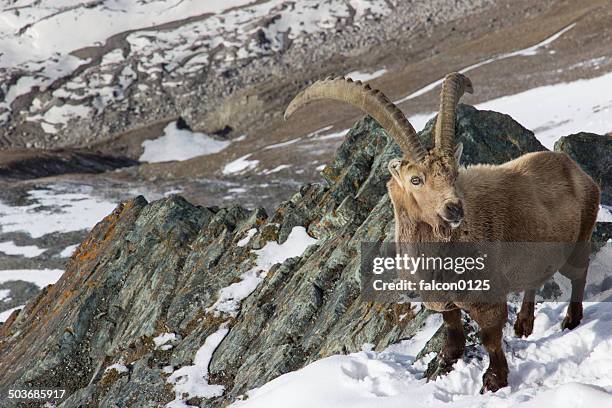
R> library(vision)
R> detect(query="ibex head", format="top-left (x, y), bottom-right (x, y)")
top-left (387, 143), bottom-right (464, 234)
top-left (284, 72), bottom-right (472, 237)
top-left (388, 73), bottom-right (471, 235)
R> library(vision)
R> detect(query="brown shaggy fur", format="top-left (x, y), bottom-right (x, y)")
top-left (388, 148), bottom-right (600, 392)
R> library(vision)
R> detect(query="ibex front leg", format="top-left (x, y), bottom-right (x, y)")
top-left (468, 303), bottom-right (509, 393)
top-left (440, 309), bottom-right (466, 363)
top-left (561, 277), bottom-right (585, 330)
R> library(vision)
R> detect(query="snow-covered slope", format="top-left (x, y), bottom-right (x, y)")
top-left (392, 23), bottom-right (612, 150)
top-left (0, 184), bottom-right (116, 238)
top-left (402, 69), bottom-right (612, 150)
top-left (478, 71), bottom-right (612, 149)
top-left (0, 0), bottom-right (255, 124)
top-left (0, 0), bottom-right (391, 133)
top-left (231, 299), bottom-right (612, 408)
top-left (224, 244), bottom-right (612, 408)
top-left (0, 1), bottom-right (254, 66)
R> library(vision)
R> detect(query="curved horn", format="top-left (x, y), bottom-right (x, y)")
top-left (285, 77), bottom-right (426, 162)
top-left (434, 72), bottom-right (473, 154)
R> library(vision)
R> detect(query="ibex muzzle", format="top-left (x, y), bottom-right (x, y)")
top-left (441, 200), bottom-right (464, 228)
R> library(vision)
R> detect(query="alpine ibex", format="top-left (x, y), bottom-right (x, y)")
top-left (285, 73), bottom-right (600, 392)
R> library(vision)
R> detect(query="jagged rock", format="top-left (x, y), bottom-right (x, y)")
top-left (0, 149), bottom-right (138, 180)
top-left (554, 132), bottom-right (612, 205)
top-left (422, 104), bottom-right (547, 163)
top-left (0, 106), bottom-right (561, 407)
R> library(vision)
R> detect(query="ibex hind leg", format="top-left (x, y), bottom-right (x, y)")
top-left (514, 289), bottom-right (535, 338)
top-left (558, 212), bottom-right (596, 331)
top-left (559, 265), bottom-right (586, 331)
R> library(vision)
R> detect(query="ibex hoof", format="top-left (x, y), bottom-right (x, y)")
top-left (479, 369), bottom-right (508, 394)
top-left (561, 315), bottom-right (581, 331)
top-left (514, 315), bottom-right (534, 338)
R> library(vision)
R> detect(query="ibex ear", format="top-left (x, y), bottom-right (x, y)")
top-left (388, 159), bottom-right (403, 184)
top-left (454, 142), bottom-right (464, 164)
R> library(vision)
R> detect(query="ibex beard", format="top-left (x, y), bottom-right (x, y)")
top-left (285, 72), bottom-right (600, 393)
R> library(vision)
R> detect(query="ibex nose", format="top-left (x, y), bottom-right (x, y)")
top-left (445, 202), bottom-right (464, 222)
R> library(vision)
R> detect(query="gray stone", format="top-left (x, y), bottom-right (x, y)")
top-left (554, 132), bottom-right (612, 205)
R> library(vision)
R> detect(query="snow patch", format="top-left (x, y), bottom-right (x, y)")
top-left (0, 241), bottom-right (46, 258)
top-left (231, 301), bottom-right (612, 408)
top-left (154, 333), bottom-right (178, 350)
top-left (237, 228), bottom-right (258, 247)
top-left (313, 129), bottom-right (350, 140)
top-left (393, 23), bottom-right (611, 149)
top-left (104, 363), bottom-right (129, 375)
top-left (0, 269), bottom-right (64, 288)
top-left (520, 382), bottom-right (612, 408)
top-left (346, 68), bottom-right (387, 82)
top-left (166, 325), bottom-right (230, 406)
top-left (402, 70), bottom-right (612, 150)
top-left (1, 1), bottom-right (392, 126)
top-left (598, 206), bottom-right (612, 223)
top-left (164, 188), bottom-right (184, 197)
top-left (59, 244), bottom-right (79, 258)
top-left (0, 289), bottom-right (10, 301)
top-left (0, 1), bottom-right (255, 69)
top-left (127, 0), bottom-right (391, 77)
top-left (208, 226), bottom-right (318, 316)
top-left (41, 104), bottom-right (91, 125)
top-left (264, 138), bottom-right (302, 150)
top-left (0, 185), bottom-right (117, 238)
top-left (477, 71), bottom-right (612, 149)
top-left (140, 122), bottom-right (231, 163)
top-left (262, 165), bottom-right (292, 175)
top-left (168, 226), bottom-right (318, 406)
top-left (394, 23), bottom-right (576, 104)
top-left (307, 126), bottom-right (334, 138)
top-left (0, 306), bottom-right (22, 323)
top-left (223, 154), bottom-right (260, 175)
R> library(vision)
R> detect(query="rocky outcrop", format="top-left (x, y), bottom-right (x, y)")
top-left (0, 106), bottom-right (609, 408)
top-left (554, 132), bottom-right (612, 205)
top-left (0, 149), bottom-right (138, 180)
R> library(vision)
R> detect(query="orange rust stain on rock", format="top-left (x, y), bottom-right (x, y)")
top-left (86, 279), bottom-right (98, 289)
top-left (56, 289), bottom-right (75, 307)
top-left (0, 200), bottom-right (143, 358)
top-left (76, 201), bottom-right (132, 263)
top-left (322, 166), bottom-right (339, 182)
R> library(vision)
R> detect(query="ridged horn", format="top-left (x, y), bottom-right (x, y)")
top-left (285, 77), bottom-right (426, 162)
top-left (434, 72), bottom-right (473, 154)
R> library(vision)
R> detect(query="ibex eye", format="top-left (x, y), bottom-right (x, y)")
top-left (410, 176), bottom-right (422, 186)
